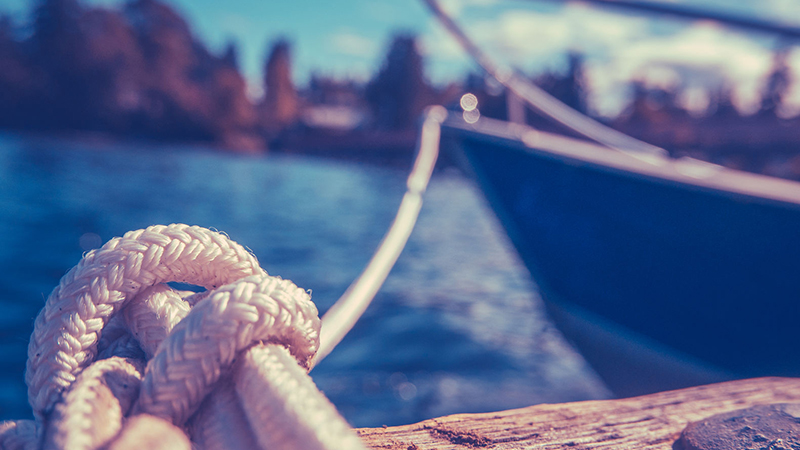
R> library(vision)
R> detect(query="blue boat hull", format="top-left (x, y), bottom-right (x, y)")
top-left (443, 117), bottom-right (800, 396)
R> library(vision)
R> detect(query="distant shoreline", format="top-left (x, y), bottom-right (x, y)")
top-left (0, 127), bottom-right (435, 169)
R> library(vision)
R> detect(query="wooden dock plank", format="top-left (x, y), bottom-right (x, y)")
top-left (356, 377), bottom-right (800, 449)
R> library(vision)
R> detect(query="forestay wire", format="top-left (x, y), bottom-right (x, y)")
top-left (421, 0), bottom-right (668, 157)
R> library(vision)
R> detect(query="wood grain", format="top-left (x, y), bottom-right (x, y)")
top-left (356, 377), bottom-right (800, 450)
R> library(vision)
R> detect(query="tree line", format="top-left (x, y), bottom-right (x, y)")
top-left (2, 0), bottom-right (799, 178)
top-left (0, 0), bottom-right (449, 151)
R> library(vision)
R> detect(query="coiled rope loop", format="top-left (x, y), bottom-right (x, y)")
top-left (27, 224), bottom-right (264, 420)
top-left (4, 224), bottom-right (365, 450)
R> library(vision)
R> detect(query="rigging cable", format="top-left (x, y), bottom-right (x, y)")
top-left (422, 0), bottom-right (670, 157)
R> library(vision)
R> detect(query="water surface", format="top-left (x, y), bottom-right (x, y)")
top-left (0, 134), bottom-right (609, 426)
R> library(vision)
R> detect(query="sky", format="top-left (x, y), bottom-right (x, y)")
top-left (4, 0), bottom-right (800, 117)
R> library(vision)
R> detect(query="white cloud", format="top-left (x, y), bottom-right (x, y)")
top-left (763, 0), bottom-right (800, 24)
top-left (620, 24), bottom-right (771, 79)
top-left (328, 31), bottom-right (379, 57)
top-left (587, 22), bottom-right (774, 115)
top-left (439, 0), bottom-right (500, 19)
top-left (466, 3), bottom-right (649, 63)
top-left (419, 20), bottom-right (467, 61)
top-left (423, 1), bottom-right (646, 71)
top-left (422, 1), bottom-right (790, 115)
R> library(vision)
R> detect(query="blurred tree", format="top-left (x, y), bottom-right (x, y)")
top-left (78, 8), bottom-right (148, 132)
top-left (33, 0), bottom-right (82, 53)
top-left (124, 0), bottom-right (211, 140)
top-left (306, 74), bottom-right (364, 107)
top-left (32, 0), bottom-right (97, 129)
top-left (260, 38), bottom-right (299, 134)
top-left (124, 0), bottom-right (258, 147)
top-left (535, 52), bottom-right (588, 114)
top-left (208, 40), bottom-right (261, 149)
top-left (365, 33), bottom-right (433, 130)
top-left (222, 40), bottom-right (239, 69)
top-left (707, 85), bottom-right (739, 119)
top-left (0, 16), bottom-right (39, 128)
top-left (760, 47), bottom-right (791, 116)
top-left (0, 0), bottom-right (260, 148)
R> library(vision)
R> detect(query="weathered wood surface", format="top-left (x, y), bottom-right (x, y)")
top-left (356, 377), bottom-right (800, 449)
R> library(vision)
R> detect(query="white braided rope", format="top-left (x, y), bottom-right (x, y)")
top-left (235, 344), bottom-right (367, 450)
top-left (0, 420), bottom-right (39, 450)
top-left (106, 414), bottom-right (190, 450)
top-left (95, 316), bottom-right (144, 360)
top-left (13, 224), bottom-right (369, 450)
top-left (26, 224), bottom-right (264, 420)
top-left (187, 380), bottom-right (261, 450)
top-left (133, 274), bottom-right (320, 425)
top-left (43, 357), bottom-right (145, 450)
top-left (122, 284), bottom-right (191, 359)
top-left (97, 286), bottom-right (193, 361)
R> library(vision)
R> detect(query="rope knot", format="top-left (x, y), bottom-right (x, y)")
top-left (5, 224), bottom-right (364, 450)
top-left (134, 274), bottom-right (320, 425)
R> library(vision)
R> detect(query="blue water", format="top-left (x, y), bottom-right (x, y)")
top-left (0, 133), bottom-right (609, 427)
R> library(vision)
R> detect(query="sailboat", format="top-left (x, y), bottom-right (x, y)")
top-left (423, 0), bottom-right (800, 397)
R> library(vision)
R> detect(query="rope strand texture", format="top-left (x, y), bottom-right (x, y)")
top-left (96, 316), bottom-right (144, 361)
top-left (235, 344), bottom-right (367, 450)
top-left (43, 357), bottom-right (145, 450)
top-left (0, 420), bottom-right (39, 450)
top-left (122, 284), bottom-right (191, 359)
top-left (134, 274), bottom-right (320, 425)
top-left (16, 224), bottom-right (364, 450)
top-left (26, 224), bottom-right (264, 420)
top-left (106, 414), bottom-right (190, 450)
top-left (187, 380), bottom-right (261, 450)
